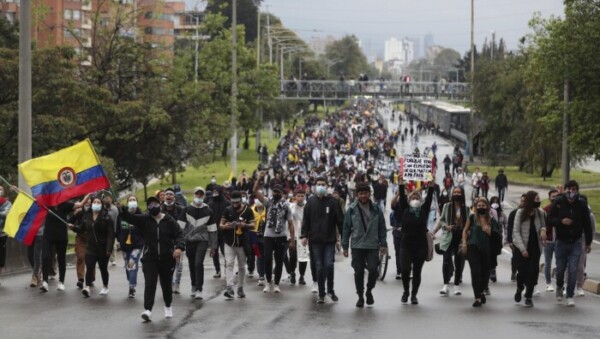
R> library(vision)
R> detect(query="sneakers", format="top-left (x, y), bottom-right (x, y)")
top-left (290, 273), bottom-right (296, 285)
top-left (263, 283), bottom-right (272, 293)
top-left (401, 292), bottom-right (409, 304)
top-left (556, 286), bottom-right (564, 302)
top-left (576, 288), bottom-right (585, 297)
top-left (298, 276), bottom-right (306, 285)
top-left (141, 310), bottom-right (152, 322)
top-left (247, 270), bottom-right (254, 278)
top-left (365, 290), bottom-right (374, 305)
top-left (490, 269), bottom-right (497, 283)
top-left (224, 287), bottom-right (235, 299)
top-left (40, 281), bottom-right (49, 292)
top-left (524, 298), bottom-right (533, 307)
top-left (273, 285), bottom-right (281, 293)
top-left (328, 291), bottom-right (339, 302)
top-left (395, 274), bottom-right (402, 280)
top-left (439, 284), bottom-right (449, 296)
top-left (237, 287), bottom-right (246, 298)
top-left (316, 296), bottom-right (325, 304)
top-left (76, 280), bottom-right (84, 289)
top-left (453, 285), bottom-right (462, 296)
top-left (567, 298), bottom-right (575, 307)
top-left (213, 272), bottom-right (221, 279)
top-left (99, 287), bottom-right (109, 295)
top-left (411, 295), bottom-right (419, 305)
top-left (257, 278), bottom-right (265, 287)
top-left (533, 289), bottom-right (541, 297)
top-left (514, 288), bottom-right (523, 303)
top-left (483, 288), bottom-right (491, 296)
top-left (30, 275), bottom-right (38, 288)
top-left (311, 282), bottom-right (318, 293)
top-left (356, 296), bottom-right (365, 308)
top-left (111, 261), bottom-right (117, 267)
top-left (546, 284), bottom-right (555, 292)
top-left (472, 299), bottom-right (482, 307)
top-left (128, 287), bottom-right (136, 298)
top-left (82, 287), bottom-right (90, 298)
top-left (164, 306), bottom-right (173, 318)
top-left (194, 290), bottom-right (203, 300)
top-left (57, 282), bottom-right (65, 291)
top-left (172, 284), bottom-right (181, 294)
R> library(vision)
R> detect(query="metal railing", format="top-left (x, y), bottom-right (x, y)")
top-left (278, 80), bottom-right (469, 101)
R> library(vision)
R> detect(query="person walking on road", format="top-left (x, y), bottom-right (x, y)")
top-left (120, 196), bottom-right (185, 322)
top-left (512, 191), bottom-right (547, 307)
top-left (220, 191), bottom-right (255, 299)
top-left (495, 169), bottom-right (508, 202)
top-left (433, 186), bottom-right (467, 297)
top-left (548, 180), bottom-right (593, 307)
top-left (301, 176), bottom-right (343, 304)
top-left (116, 195), bottom-right (144, 298)
top-left (461, 197), bottom-right (501, 307)
top-left (391, 172), bottom-right (436, 305)
top-left (542, 189), bottom-right (559, 292)
top-left (342, 183), bottom-right (388, 308)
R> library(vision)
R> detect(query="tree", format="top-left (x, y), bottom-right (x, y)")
top-left (325, 35), bottom-right (369, 79)
top-left (0, 16), bottom-right (18, 49)
top-left (205, 0), bottom-right (261, 43)
top-left (432, 48), bottom-right (461, 80)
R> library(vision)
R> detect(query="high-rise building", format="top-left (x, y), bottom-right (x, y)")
top-left (410, 37), bottom-right (421, 59)
top-left (384, 37), bottom-right (402, 62)
top-left (309, 35), bottom-right (336, 55)
top-left (401, 38), bottom-right (414, 65)
top-left (424, 33), bottom-right (434, 57)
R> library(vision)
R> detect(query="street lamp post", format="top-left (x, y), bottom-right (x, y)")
top-left (230, 0), bottom-right (238, 176)
top-left (469, 0), bottom-right (475, 162)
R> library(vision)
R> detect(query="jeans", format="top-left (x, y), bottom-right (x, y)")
top-left (172, 256), bottom-right (184, 286)
top-left (351, 249), bottom-right (379, 295)
top-left (123, 249), bottom-right (141, 288)
top-left (577, 240), bottom-right (587, 288)
top-left (311, 243), bottom-right (335, 297)
top-left (225, 244), bottom-right (246, 288)
top-left (543, 241), bottom-right (555, 284)
top-left (376, 199), bottom-right (386, 213)
top-left (27, 235), bottom-right (43, 276)
top-left (256, 237), bottom-right (265, 278)
top-left (85, 254), bottom-right (110, 287)
top-left (555, 239), bottom-right (582, 298)
top-left (467, 245), bottom-right (490, 299)
top-left (264, 237), bottom-right (288, 284)
top-left (186, 241), bottom-right (209, 292)
top-left (498, 188), bottom-right (506, 202)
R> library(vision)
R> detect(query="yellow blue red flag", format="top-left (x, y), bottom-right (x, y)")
top-left (18, 139), bottom-right (110, 206)
top-left (4, 193), bottom-right (48, 245)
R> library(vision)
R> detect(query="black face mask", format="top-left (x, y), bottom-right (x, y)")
top-left (149, 206), bottom-right (161, 216)
top-left (477, 208), bottom-right (487, 215)
top-left (533, 201), bottom-right (541, 208)
top-left (272, 194), bottom-right (282, 201)
top-left (452, 195), bottom-right (462, 202)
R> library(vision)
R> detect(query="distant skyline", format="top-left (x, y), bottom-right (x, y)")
top-left (259, 0), bottom-right (565, 58)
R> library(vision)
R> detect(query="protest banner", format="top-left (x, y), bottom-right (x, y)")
top-left (399, 154), bottom-right (433, 181)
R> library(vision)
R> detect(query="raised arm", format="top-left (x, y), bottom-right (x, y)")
top-left (253, 171), bottom-right (267, 204)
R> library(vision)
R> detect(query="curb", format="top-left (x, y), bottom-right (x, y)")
top-left (541, 263), bottom-right (599, 295)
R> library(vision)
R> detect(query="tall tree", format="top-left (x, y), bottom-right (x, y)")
top-left (325, 35), bottom-right (369, 79)
top-left (205, 0), bottom-right (261, 43)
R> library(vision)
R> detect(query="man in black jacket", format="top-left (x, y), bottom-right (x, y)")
top-left (372, 174), bottom-right (388, 213)
top-left (301, 177), bottom-right (343, 303)
top-left (548, 180), bottom-right (593, 306)
top-left (121, 196), bottom-right (185, 322)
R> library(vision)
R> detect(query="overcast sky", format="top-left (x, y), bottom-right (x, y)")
top-left (259, 0), bottom-right (565, 59)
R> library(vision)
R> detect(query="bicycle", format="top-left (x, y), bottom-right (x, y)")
top-left (378, 227), bottom-right (393, 281)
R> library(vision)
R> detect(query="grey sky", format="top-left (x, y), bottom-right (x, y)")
top-left (260, 0), bottom-right (565, 59)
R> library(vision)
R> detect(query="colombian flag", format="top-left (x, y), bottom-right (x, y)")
top-left (4, 193), bottom-right (48, 245)
top-left (18, 139), bottom-right (110, 207)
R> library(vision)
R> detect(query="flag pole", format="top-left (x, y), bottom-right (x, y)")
top-left (0, 175), bottom-right (71, 225)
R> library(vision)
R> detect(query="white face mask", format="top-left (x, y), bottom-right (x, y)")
top-left (254, 200), bottom-right (263, 207)
top-left (409, 200), bottom-right (422, 208)
top-left (91, 203), bottom-right (102, 212)
top-left (491, 203), bottom-right (499, 210)
top-left (241, 197), bottom-right (248, 204)
top-left (127, 201), bottom-right (138, 209)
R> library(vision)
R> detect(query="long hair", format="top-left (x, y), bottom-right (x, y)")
top-left (473, 197), bottom-right (491, 226)
top-left (520, 191), bottom-right (539, 222)
top-left (450, 186), bottom-right (468, 227)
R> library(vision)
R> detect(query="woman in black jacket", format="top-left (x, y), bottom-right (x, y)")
top-left (72, 196), bottom-right (115, 298)
top-left (391, 173), bottom-right (436, 305)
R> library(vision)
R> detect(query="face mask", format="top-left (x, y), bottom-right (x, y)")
top-left (533, 201), bottom-right (541, 208)
top-left (128, 201), bottom-right (138, 209)
top-left (568, 192), bottom-right (578, 201)
top-left (149, 206), bottom-right (161, 216)
top-left (409, 200), bottom-right (421, 208)
top-left (452, 195), bottom-right (462, 202)
top-left (242, 197), bottom-right (248, 204)
top-left (193, 197), bottom-right (203, 205)
top-left (272, 194), bottom-right (282, 201)
top-left (477, 208), bottom-right (487, 215)
top-left (491, 203), bottom-right (499, 210)
top-left (165, 200), bottom-right (174, 206)
top-left (211, 179), bottom-right (216, 184)
top-left (213, 193), bottom-right (220, 198)
top-left (442, 191), bottom-right (448, 197)
top-left (255, 200), bottom-right (263, 207)
top-left (91, 203), bottom-right (102, 212)
top-left (316, 186), bottom-right (327, 196)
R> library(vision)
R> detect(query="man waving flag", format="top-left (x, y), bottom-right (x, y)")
top-left (18, 139), bottom-right (110, 207)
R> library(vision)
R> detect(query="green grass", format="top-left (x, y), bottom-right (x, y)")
top-left (474, 165), bottom-right (600, 188)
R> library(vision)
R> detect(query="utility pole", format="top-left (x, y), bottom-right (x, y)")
top-left (468, 0), bottom-right (475, 162)
top-left (562, 80), bottom-right (570, 184)
top-left (255, 3), bottom-right (262, 149)
top-left (267, 6), bottom-right (272, 64)
top-left (194, 15), bottom-right (199, 82)
top-left (19, 0), bottom-right (32, 190)
top-left (491, 30), bottom-right (495, 60)
top-left (230, 0), bottom-right (238, 176)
